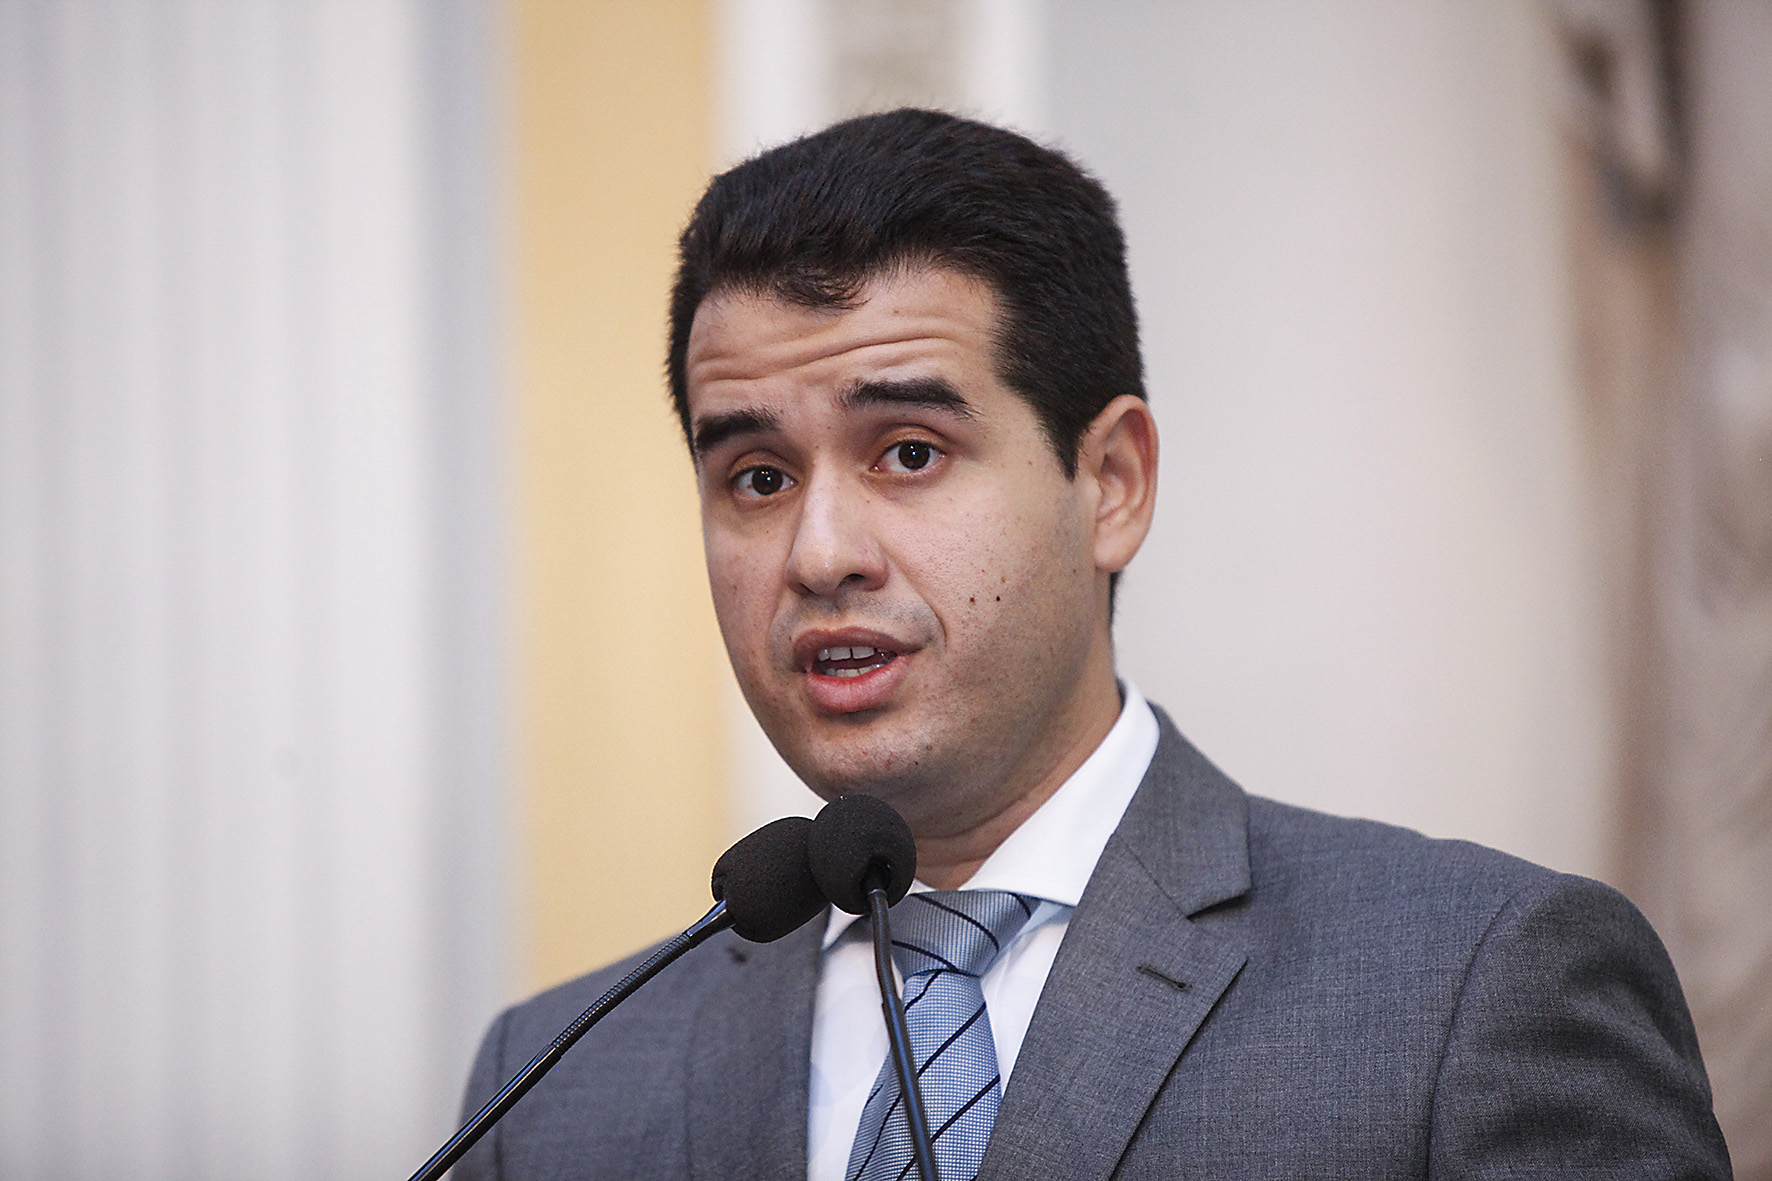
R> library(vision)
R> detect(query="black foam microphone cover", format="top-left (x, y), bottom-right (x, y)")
top-left (808, 795), bottom-right (917, 915)
top-left (709, 816), bottom-right (827, 942)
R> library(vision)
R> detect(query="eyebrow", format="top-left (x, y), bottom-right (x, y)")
top-left (842, 376), bottom-right (977, 419)
top-left (690, 377), bottom-right (976, 459)
top-left (692, 407), bottom-right (780, 457)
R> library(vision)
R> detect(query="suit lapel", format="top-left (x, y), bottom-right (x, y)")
top-left (685, 917), bottom-right (824, 1181)
top-left (981, 711), bottom-right (1252, 1181)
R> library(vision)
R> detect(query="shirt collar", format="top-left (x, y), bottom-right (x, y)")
top-left (821, 681), bottom-right (1160, 948)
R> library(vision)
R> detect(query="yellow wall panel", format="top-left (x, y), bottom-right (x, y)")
top-left (510, 0), bottom-right (726, 991)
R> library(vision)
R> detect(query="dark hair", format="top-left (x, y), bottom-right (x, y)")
top-left (667, 108), bottom-right (1143, 477)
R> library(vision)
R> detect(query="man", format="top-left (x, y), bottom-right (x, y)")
top-left (458, 110), bottom-right (1730, 1179)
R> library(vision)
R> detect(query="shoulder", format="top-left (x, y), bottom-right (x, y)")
top-left (1232, 791), bottom-right (1676, 989)
top-left (1244, 791), bottom-right (1558, 907)
top-left (451, 927), bottom-right (766, 1181)
top-left (474, 926), bottom-right (758, 1087)
top-left (1238, 793), bottom-right (1702, 978)
top-left (1161, 779), bottom-right (1729, 1172)
top-left (1130, 706), bottom-right (1670, 967)
top-left (1130, 704), bottom-right (1588, 925)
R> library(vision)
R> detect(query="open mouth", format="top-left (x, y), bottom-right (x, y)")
top-left (813, 645), bottom-right (897, 678)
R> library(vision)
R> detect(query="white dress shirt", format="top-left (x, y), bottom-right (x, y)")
top-left (805, 682), bottom-right (1161, 1181)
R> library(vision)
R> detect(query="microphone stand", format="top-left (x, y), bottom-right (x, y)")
top-left (407, 900), bottom-right (732, 1181)
top-left (867, 878), bottom-right (941, 1181)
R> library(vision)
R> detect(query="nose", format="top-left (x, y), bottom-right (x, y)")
top-left (783, 469), bottom-right (886, 599)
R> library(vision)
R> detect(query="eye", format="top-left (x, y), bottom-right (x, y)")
top-left (733, 465), bottom-right (794, 499)
top-left (879, 439), bottom-right (940, 474)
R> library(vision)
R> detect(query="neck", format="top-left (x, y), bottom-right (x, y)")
top-left (911, 650), bottom-right (1122, 890)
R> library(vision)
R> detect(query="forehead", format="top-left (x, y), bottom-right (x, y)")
top-left (683, 268), bottom-right (1003, 413)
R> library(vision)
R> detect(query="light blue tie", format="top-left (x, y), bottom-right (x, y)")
top-left (846, 890), bottom-right (1038, 1181)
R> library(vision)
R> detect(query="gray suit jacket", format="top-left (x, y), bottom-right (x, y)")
top-left (456, 709), bottom-right (1731, 1178)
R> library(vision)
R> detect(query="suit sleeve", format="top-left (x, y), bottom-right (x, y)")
top-left (1427, 872), bottom-right (1732, 1178)
top-left (449, 1006), bottom-right (514, 1181)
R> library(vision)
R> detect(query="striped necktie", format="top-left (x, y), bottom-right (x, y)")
top-left (846, 890), bottom-right (1038, 1181)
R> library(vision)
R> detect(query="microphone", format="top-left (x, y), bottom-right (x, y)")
top-left (712, 816), bottom-right (828, 940)
top-left (408, 816), bottom-right (827, 1181)
top-left (809, 796), bottom-right (939, 1181)
top-left (808, 794), bottom-right (917, 914)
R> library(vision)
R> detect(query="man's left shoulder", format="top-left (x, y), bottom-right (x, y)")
top-left (1234, 793), bottom-right (1686, 978)
top-left (1129, 708), bottom-right (1660, 965)
top-left (1243, 792), bottom-right (1578, 909)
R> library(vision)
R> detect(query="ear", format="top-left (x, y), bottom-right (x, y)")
top-left (1078, 394), bottom-right (1159, 574)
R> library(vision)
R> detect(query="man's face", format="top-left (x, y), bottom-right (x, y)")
top-left (684, 268), bottom-right (1116, 834)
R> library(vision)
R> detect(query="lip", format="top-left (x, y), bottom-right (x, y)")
top-left (792, 627), bottom-right (915, 715)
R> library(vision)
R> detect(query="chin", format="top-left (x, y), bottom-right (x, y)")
top-left (779, 727), bottom-right (943, 803)
top-left (787, 749), bottom-right (913, 800)
top-left (748, 682), bottom-right (960, 798)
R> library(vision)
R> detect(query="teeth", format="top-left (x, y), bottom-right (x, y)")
top-left (817, 645), bottom-right (877, 663)
top-left (812, 644), bottom-right (890, 676)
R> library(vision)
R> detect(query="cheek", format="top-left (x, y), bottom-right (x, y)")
top-left (703, 529), bottom-right (778, 656)
top-left (904, 482), bottom-right (1091, 641)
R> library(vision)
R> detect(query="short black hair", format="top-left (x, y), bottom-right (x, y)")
top-left (667, 108), bottom-right (1143, 477)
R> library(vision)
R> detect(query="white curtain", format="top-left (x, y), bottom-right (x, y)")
top-left (0, 2), bottom-right (509, 1177)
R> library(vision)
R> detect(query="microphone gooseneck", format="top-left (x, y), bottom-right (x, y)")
top-left (407, 816), bottom-right (829, 1181)
top-left (865, 883), bottom-right (941, 1181)
top-left (810, 795), bottom-right (939, 1180)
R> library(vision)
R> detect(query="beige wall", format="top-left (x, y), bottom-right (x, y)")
top-left (510, 0), bottom-right (729, 991)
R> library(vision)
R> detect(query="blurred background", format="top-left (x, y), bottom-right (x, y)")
top-left (2, 0), bottom-right (1767, 1176)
